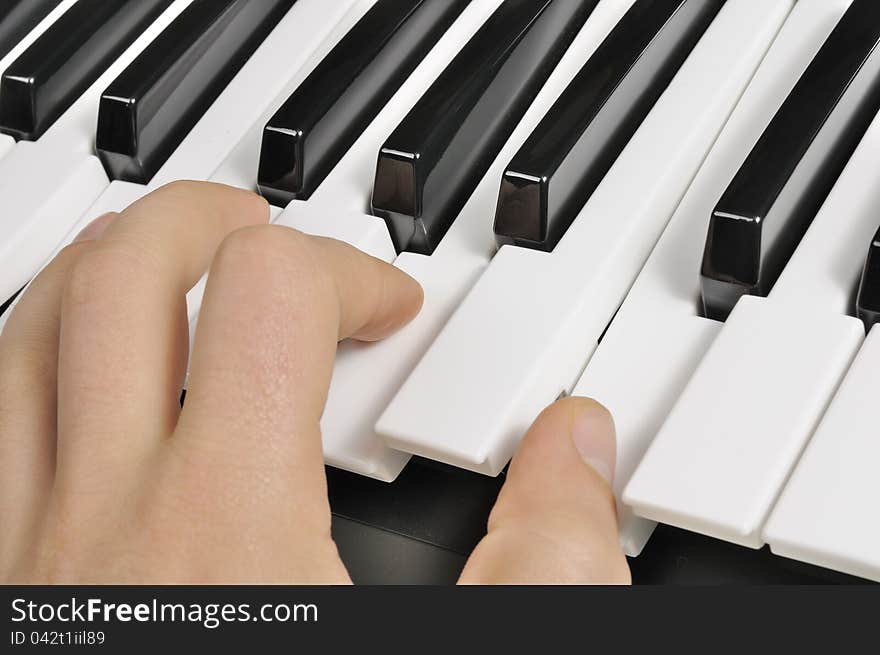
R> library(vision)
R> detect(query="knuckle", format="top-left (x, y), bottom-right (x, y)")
top-left (155, 180), bottom-right (269, 218)
top-left (217, 224), bottom-right (283, 260)
top-left (216, 225), bottom-right (327, 288)
top-left (52, 240), bottom-right (93, 268)
top-left (238, 187), bottom-right (270, 218)
top-left (64, 245), bottom-right (141, 310)
top-left (154, 179), bottom-right (204, 199)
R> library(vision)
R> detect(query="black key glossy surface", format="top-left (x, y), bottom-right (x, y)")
top-left (0, 0), bottom-right (173, 141)
top-left (0, 286), bottom-right (23, 319)
top-left (701, 0), bottom-right (880, 321)
top-left (372, 0), bottom-right (598, 255)
top-left (258, 0), bottom-right (469, 207)
top-left (856, 226), bottom-right (880, 331)
top-left (97, 0), bottom-right (296, 184)
top-left (0, 0), bottom-right (61, 62)
top-left (494, 0), bottom-right (723, 251)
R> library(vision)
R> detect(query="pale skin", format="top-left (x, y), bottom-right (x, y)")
top-left (0, 182), bottom-right (631, 584)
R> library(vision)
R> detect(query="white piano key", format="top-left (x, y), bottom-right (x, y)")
top-left (0, 179), bottom-right (146, 335)
top-left (624, 91), bottom-right (880, 549)
top-left (55, 180), bottom-right (146, 246)
top-left (624, 296), bottom-right (862, 548)
top-left (0, 141), bottom-right (110, 302)
top-left (276, 204), bottom-right (396, 263)
top-left (305, 0), bottom-right (637, 481)
top-left (571, 0), bottom-right (856, 556)
top-left (0, 0), bottom-right (192, 304)
top-left (763, 325), bottom-right (880, 583)
top-left (377, 0), bottom-right (794, 476)
top-left (576, 315), bottom-right (722, 555)
top-left (0, 134), bottom-right (12, 160)
top-left (770, 167), bottom-right (880, 313)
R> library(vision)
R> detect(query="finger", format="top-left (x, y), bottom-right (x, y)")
top-left (0, 238), bottom-right (93, 570)
top-left (174, 226), bottom-right (422, 540)
top-left (459, 397), bottom-right (631, 585)
top-left (56, 182), bottom-right (268, 492)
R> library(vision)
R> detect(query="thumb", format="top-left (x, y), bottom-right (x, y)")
top-left (458, 397), bottom-right (630, 584)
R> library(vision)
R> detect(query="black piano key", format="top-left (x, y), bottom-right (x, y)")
top-left (257, 0), bottom-right (469, 207)
top-left (372, 0), bottom-right (599, 256)
top-left (0, 286), bottom-right (24, 319)
top-left (494, 0), bottom-right (724, 251)
top-left (96, 0), bottom-right (296, 184)
top-left (0, 0), bottom-right (62, 62)
top-left (700, 0), bottom-right (880, 321)
top-left (856, 226), bottom-right (880, 331)
top-left (0, 0), bottom-right (173, 142)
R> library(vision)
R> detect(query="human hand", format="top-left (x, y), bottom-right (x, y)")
top-left (0, 182), bottom-right (629, 584)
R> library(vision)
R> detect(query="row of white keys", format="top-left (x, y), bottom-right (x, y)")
top-left (0, 0), bottom-right (80, 163)
top-left (624, 62), bottom-right (880, 549)
top-left (377, 0), bottom-right (795, 476)
top-left (573, 0), bottom-right (856, 556)
top-left (0, 0), bottom-right (375, 333)
top-left (208, 0), bottom-right (635, 481)
top-left (0, 0), bottom-right (193, 304)
top-left (763, 324), bottom-right (880, 582)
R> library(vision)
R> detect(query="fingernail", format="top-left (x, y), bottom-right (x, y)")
top-left (73, 212), bottom-right (117, 242)
top-left (571, 401), bottom-right (617, 485)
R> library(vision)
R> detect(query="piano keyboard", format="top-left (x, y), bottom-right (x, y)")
top-left (0, 0), bottom-right (878, 583)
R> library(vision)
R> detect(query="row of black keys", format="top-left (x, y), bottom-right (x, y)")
top-left (1, 0), bottom-right (879, 330)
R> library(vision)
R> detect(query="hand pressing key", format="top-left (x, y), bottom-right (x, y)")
top-left (0, 181), bottom-right (630, 585)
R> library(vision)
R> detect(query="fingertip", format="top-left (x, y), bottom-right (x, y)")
top-left (352, 263), bottom-right (424, 342)
top-left (506, 396), bottom-right (618, 504)
top-left (392, 268), bottom-right (424, 326)
top-left (567, 397), bottom-right (616, 486)
top-left (464, 396), bottom-right (629, 584)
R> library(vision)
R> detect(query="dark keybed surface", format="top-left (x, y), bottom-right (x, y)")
top-left (328, 460), bottom-right (869, 585)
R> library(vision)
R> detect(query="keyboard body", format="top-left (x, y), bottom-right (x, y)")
top-left (0, 0), bottom-right (877, 584)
